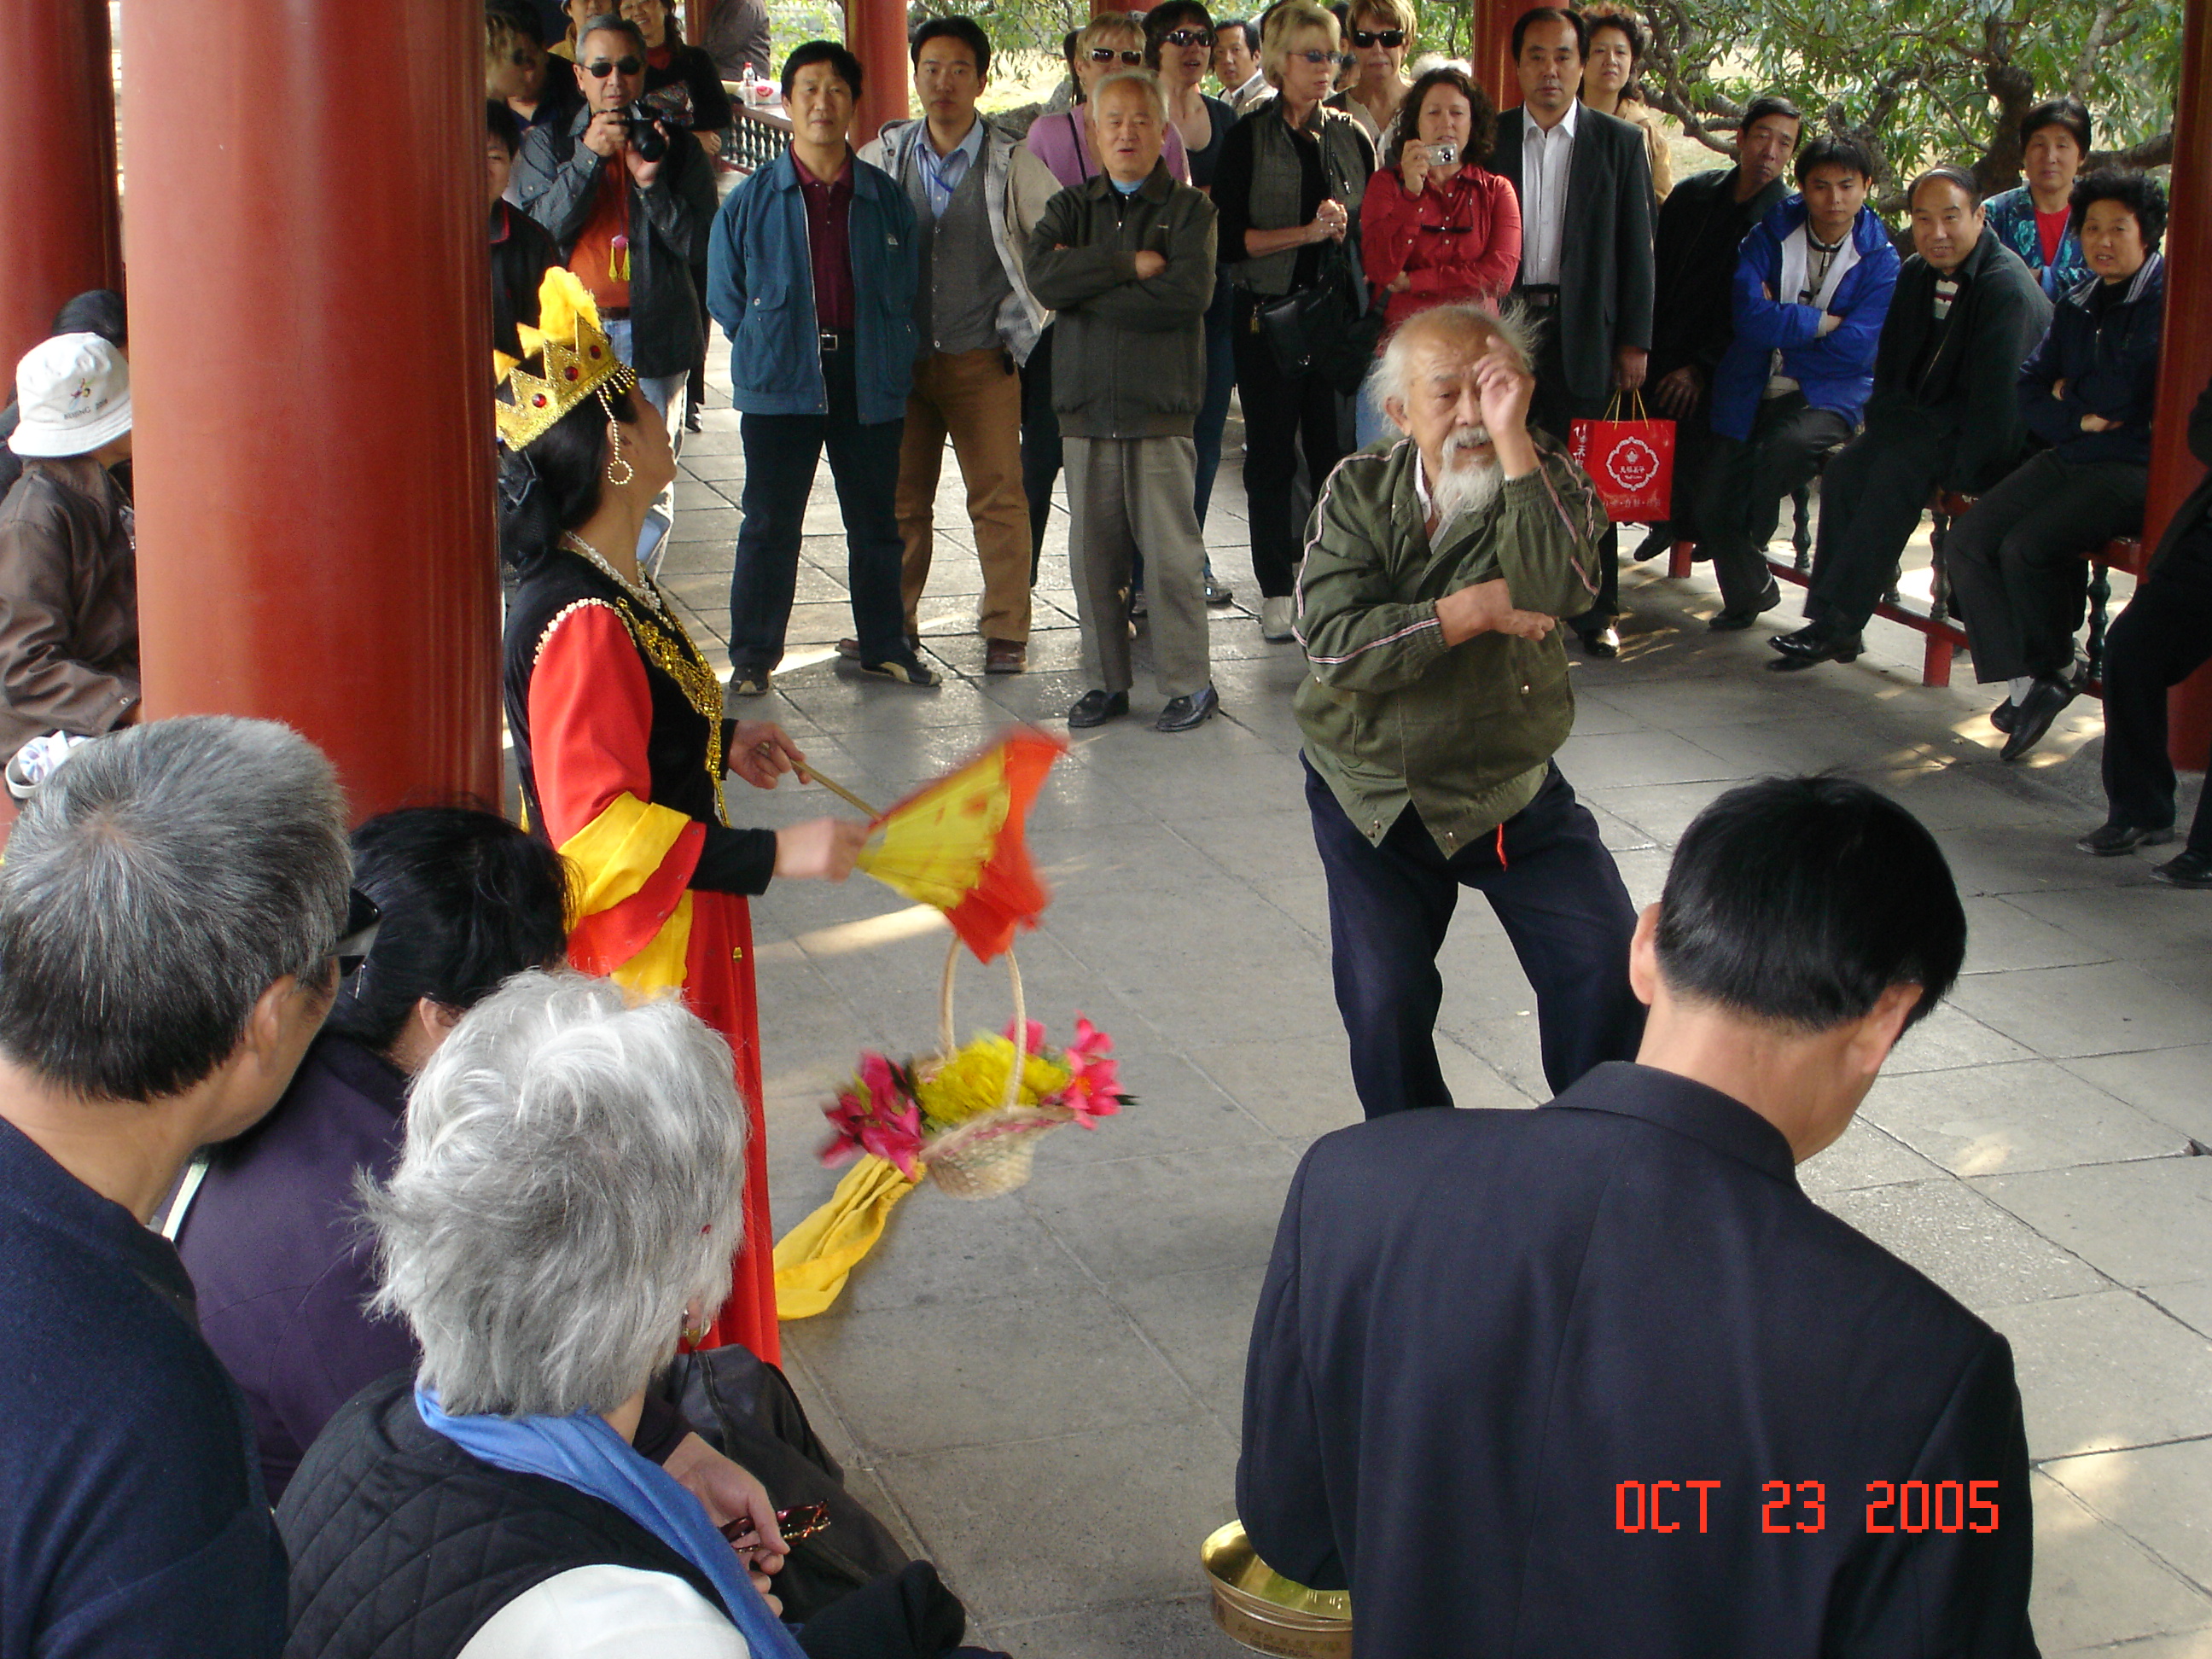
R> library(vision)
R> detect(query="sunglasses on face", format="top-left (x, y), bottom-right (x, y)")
top-left (584, 55), bottom-right (643, 77)
top-left (1087, 47), bottom-right (1146, 63)
top-left (1350, 27), bottom-right (1406, 47)
top-left (1160, 28), bottom-right (1212, 46)
top-left (332, 889), bottom-right (381, 979)
top-left (1287, 48), bottom-right (1343, 64)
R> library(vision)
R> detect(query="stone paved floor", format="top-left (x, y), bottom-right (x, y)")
top-left (656, 373), bottom-right (2212, 1656)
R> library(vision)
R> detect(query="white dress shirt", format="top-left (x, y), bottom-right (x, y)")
top-left (1517, 101), bottom-right (1579, 288)
top-left (457, 1566), bottom-right (748, 1658)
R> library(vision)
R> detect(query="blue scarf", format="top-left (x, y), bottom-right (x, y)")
top-left (416, 1383), bottom-right (807, 1658)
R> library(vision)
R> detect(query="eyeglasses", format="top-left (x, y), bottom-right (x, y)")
top-left (1159, 28), bottom-right (1212, 46)
top-left (332, 889), bottom-right (381, 979)
top-left (584, 55), bottom-right (644, 77)
top-left (1350, 27), bottom-right (1406, 47)
top-left (1287, 48), bottom-right (1344, 64)
top-left (720, 1503), bottom-right (833, 1552)
top-left (1087, 47), bottom-right (1145, 63)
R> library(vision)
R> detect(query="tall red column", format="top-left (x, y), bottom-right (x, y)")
top-left (848, 0), bottom-right (909, 145)
top-left (1470, 0), bottom-right (1520, 114)
top-left (119, 0), bottom-right (500, 820)
top-left (2145, 0), bottom-right (2212, 769)
top-left (0, 0), bottom-right (122, 373)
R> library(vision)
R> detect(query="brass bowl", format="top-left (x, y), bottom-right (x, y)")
top-left (1201, 1521), bottom-right (1353, 1657)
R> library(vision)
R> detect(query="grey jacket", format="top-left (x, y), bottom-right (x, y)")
top-left (859, 117), bottom-right (1058, 365)
top-left (515, 105), bottom-right (717, 381)
top-left (1025, 166), bottom-right (1219, 440)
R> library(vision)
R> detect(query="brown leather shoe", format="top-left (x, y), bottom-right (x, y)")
top-left (985, 639), bottom-right (1027, 675)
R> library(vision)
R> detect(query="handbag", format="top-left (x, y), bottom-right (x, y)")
top-left (1255, 240), bottom-right (1385, 398)
top-left (1568, 388), bottom-right (1677, 522)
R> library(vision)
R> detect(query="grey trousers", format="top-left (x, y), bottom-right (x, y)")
top-left (1062, 434), bottom-right (1211, 699)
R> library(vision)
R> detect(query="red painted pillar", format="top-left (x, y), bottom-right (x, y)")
top-left (1470, 0), bottom-right (1520, 115)
top-left (2145, 0), bottom-right (2212, 770)
top-left (0, 0), bottom-right (122, 372)
top-left (847, 0), bottom-right (909, 145)
top-left (119, 0), bottom-right (500, 820)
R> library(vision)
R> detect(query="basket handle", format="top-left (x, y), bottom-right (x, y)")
top-left (936, 937), bottom-right (1028, 1114)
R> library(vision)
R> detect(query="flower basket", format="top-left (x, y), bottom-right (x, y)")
top-left (818, 936), bottom-right (1123, 1201)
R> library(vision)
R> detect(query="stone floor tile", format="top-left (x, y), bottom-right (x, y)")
top-left (1947, 962), bottom-right (2212, 1058)
top-left (2044, 1438), bottom-right (2212, 1593)
top-left (1881, 1002), bottom-right (2039, 1074)
top-left (1796, 1117), bottom-right (1949, 1197)
top-left (1972, 1161), bottom-right (2212, 1290)
top-left (1815, 1179), bottom-right (2107, 1310)
top-left (1039, 1049), bottom-right (1281, 1166)
top-left (879, 1416), bottom-right (1240, 1625)
top-left (2046, 1633), bottom-right (2212, 1658)
top-left (1115, 1260), bottom-right (1272, 1433)
top-left (1020, 1144), bottom-right (1301, 1288)
top-left (981, 1597), bottom-right (1240, 1657)
top-left (2006, 886), bottom-right (2212, 967)
top-left (1961, 896), bottom-right (2118, 975)
top-left (1553, 728), bottom-right (1752, 789)
top-left (1985, 1290), bottom-right (2212, 1457)
top-left (2148, 1281), bottom-right (2212, 1341)
top-left (2029, 1470), bottom-right (2212, 1654)
top-left (1862, 1060), bottom-right (2192, 1177)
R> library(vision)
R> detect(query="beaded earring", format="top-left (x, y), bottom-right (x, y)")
top-left (606, 420), bottom-right (634, 486)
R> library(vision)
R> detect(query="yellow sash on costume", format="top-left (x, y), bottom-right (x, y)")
top-left (559, 793), bottom-right (696, 994)
top-left (771, 1155), bottom-right (921, 1319)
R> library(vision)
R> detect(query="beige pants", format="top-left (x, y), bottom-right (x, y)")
top-left (1062, 434), bottom-right (1210, 699)
top-left (895, 346), bottom-right (1032, 643)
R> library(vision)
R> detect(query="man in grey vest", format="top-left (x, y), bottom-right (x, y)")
top-left (856, 17), bottom-right (1058, 676)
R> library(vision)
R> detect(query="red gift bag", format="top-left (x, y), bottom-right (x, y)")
top-left (1569, 390), bottom-right (1675, 522)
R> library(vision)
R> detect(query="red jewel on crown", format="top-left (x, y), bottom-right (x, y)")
top-left (589, 346), bottom-right (602, 358)
top-left (532, 393), bottom-right (548, 407)
top-left (564, 365), bottom-right (579, 381)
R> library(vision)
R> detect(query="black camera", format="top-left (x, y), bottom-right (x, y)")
top-left (624, 84), bottom-right (694, 162)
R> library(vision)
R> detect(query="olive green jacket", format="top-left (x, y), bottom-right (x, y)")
top-left (1294, 433), bottom-right (1604, 854)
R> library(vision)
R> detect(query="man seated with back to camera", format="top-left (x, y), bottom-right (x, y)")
top-left (1240, 775), bottom-right (2038, 1657)
top-left (1769, 166), bottom-right (2052, 672)
top-left (1294, 302), bottom-right (1644, 1117)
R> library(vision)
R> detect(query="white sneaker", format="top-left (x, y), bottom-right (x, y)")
top-left (6, 731), bottom-right (93, 800)
top-left (1260, 596), bottom-right (1297, 643)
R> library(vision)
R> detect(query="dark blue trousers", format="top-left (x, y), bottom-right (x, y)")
top-left (1305, 757), bottom-right (1645, 1115)
top-left (729, 344), bottom-right (907, 679)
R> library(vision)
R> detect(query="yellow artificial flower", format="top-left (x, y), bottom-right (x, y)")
top-left (917, 1035), bottom-right (1074, 1130)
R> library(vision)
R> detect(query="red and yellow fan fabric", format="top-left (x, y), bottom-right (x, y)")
top-left (856, 729), bottom-right (1066, 962)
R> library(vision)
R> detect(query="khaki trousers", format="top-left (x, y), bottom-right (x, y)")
top-left (895, 346), bottom-right (1032, 643)
top-left (1062, 434), bottom-right (1210, 699)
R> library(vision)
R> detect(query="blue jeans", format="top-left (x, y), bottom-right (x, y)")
top-left (727, 344), bottom-right (908, 678)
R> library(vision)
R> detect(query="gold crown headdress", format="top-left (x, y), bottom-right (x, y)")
top-left (495, 269), bottom-right (639, 452)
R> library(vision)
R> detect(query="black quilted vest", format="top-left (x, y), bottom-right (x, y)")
top-left (276, 1371), bottom-right (727, 1659)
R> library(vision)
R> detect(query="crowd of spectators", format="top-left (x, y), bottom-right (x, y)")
top-left (3, 3), bottom-right (2210, 1655)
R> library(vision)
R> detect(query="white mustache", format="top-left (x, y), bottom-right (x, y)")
top-left (1445, 427), bottom-right (1493, 453)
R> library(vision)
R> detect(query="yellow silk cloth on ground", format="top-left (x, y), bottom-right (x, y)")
top-left (559, 792), bottom-right (696, 992)
top-left (772, 1155), bottom-right (921, 1318)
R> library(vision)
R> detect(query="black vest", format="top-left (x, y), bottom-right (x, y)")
top-left (276, 1371), bottom-right (727, 1659)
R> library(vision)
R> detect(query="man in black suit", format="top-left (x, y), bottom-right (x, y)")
top-left (1491, 5), bottom-right (1656, 657)
top-left (1241, 776), bottom-right (2039, 1658)
top-left (1636, 94), bottom-right (1802, 558)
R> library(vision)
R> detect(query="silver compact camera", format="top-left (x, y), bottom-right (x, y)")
top-left (1427, 141), bottom-right (1458, 166)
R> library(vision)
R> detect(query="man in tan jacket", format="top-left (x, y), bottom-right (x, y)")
top-left (0, 333), bottom-right (137, 799)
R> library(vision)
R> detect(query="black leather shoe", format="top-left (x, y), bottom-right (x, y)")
top-left (1154, 685), bottom-right (1220, 731)
top-left (1630, 526), bottom-right (1673, 563)
top-left (2075, 822), bottom-right (2175, 856)
top-left (1766, 625), bottom-right (1860, 672)
top-left (1708, 585), bottom-right (1782, 632)
top-left (2151, 848), bottom-right (2212, 888)
top-left (1991, 696), bottom-right (2019, 734)
top-left (1579, 625), bottom-right (1621, 659)
top-left (1068, 690), bottom-right (1129, 728)
top-left (2000, 678), bottom-right (2074, 761)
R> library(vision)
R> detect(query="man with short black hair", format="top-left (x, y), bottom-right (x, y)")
top-left (1636, 94), bottom-right (1802, 557)
top-left (856, 16), bottom-right (1058, 677)
top-left (1242, 775), bottom-right (2038, 1657)
top-left (1214, 18), bottom-right (1271, 114)
top-left (1491, 3), bottom-right (1655, 657)
top-left (1771, 166), bottom-right (2051, 670)
top-left (1697, 133), bottom-right (1898, 629)
top-left (0, 715), bottom-right (353, 1659)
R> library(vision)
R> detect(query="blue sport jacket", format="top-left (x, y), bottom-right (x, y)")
top-left (706, 150), bottom-right (918, 424)
top-left (1708, 197), bottom-right (1899, 443)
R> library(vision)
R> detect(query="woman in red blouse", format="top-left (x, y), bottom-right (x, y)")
top-left (1356, 64), bottom-right (1522, 445)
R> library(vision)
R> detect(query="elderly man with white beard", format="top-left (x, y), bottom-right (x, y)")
top-left (1295, 302), bottom-right (1647, 1117)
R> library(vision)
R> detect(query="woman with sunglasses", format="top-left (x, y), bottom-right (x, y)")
top-left (1022, 12), bottom-right (1191, 189)
top-left (1324, 0), bottom-right (1413, 148)
top-left (1353, 64), bottom-right (1519, 445)
top-left (1580, 5), bottom-right (1673, 199)
top-left (1212, 0), bottom-right (1375, 643)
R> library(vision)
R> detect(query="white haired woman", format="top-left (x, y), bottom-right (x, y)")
top-left (278, 971), bottom-right (796, 1659)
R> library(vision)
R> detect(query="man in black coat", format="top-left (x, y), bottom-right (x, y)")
top-left (1637, 95), bottom-right (1802, 554)
top-left (1240, 776), bottom-right (2039, 1659)
top-left (2081, 373), bottom-right (2212, 886)
top-left (1771, 167), bottom-right (2053, 670)
top-left (1491, 5), bottom-right (1656, 657)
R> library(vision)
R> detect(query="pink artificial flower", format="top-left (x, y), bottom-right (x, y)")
top-left (1003, 1016), bottom-right (1048, 1056)
top-left (818, 1051), bottom-right (928, 1178)
top-left (1059, 1014), bottom-right (1122, 1127)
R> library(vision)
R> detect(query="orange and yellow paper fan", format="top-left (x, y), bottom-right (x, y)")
top-left (853, 728), bottom-right (1066, 962)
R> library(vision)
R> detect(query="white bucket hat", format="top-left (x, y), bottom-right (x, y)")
top-left (9, 333), bottom-right (131, 459)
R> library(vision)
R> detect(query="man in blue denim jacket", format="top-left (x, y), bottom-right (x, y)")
top-left (707, 41), bottom-right (934, 695)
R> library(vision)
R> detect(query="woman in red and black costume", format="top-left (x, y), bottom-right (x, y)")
top-left (498, 274), bottom-right (867, 1364)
